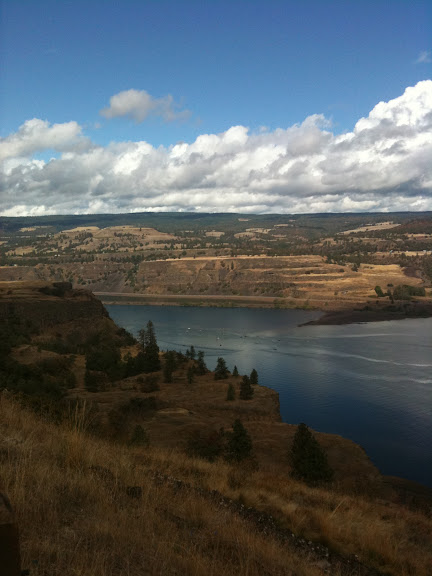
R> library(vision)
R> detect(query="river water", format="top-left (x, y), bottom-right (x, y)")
top-left (106, 305), bottom-right (432, 487)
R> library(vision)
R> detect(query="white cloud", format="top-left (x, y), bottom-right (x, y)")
top-left (1, 81), bottom-right (432, 215)
top-left (0, 118), bottom-right (90, 163)
top-left (100, 89), bottom-right (190, 122)
top-left (416, 50), bottom-right (431, 64)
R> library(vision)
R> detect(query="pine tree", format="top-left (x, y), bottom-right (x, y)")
top-left (195, 351), bottom-right (207, 375)
top-left (239, 375), bottom-right (253, 399)
top-left (250, 368), bottom-right (258, 385)
top-left (142, 320), bottom-right (160, 372)
top-left (225, 419), bottom-right (252, 462)
top-left (226, 382), bottom-right (235, 401)
top-left (232, 365), bottom-right (239, 377)
top-left (290, 423), bottom-right (333, 484)
top-left (214, 357), bottom-right (229, 380)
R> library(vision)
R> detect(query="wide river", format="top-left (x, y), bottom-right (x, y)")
top-left (107, 305), bottom-right (432, 487)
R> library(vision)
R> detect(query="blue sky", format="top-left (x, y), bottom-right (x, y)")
top-left (0, 0), bottom-right (431, 215)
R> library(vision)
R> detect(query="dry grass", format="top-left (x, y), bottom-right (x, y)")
top-left (1, 393), bottom-right (432, 576)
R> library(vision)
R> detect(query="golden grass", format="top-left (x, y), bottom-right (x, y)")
top-left (1, 393), bottom-right (432, 576)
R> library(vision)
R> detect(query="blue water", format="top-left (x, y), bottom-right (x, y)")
top-left (107, 305), bottom-right (432, 487)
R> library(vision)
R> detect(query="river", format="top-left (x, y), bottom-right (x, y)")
top-left (106, 305), bottom-right (432, 487)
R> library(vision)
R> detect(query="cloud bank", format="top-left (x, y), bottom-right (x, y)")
top-left (100, 89), bottom-right (190, 122)
top-left (1, 81), bottom-right (432, 216)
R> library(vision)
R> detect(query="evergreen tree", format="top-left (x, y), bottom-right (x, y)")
top-left (189, 345), bottom-right (196, 360)
top-left (195, 350), bottom-right (208, 375)
top-left (250, 368), bottom-right (258, 385)
top-left (290, 423), bottom-right (333, 484)
top-left (142, 320), bottom-right (160, 372)
top-left (232, 365), bottom-right (239, 377)
top-left (239, 375), bottom-right (253, 399)
top-left (214, 357), bottom-right (229, 380)
top-left (225, 419), bottom-right (252, 462)
top-left (138, 328), bottom-right (146, 351)
top-left (226, 382), bottom-right (235, 401)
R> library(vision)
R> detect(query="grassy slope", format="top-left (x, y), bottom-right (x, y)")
top-left (1, 393), bottom-right (432, 576)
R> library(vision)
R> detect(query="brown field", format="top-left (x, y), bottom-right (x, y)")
top-left (339, 221), bottom-right (400, 234)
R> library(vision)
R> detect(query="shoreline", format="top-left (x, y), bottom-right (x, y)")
top-left (95, 291), bottom-right (432, 325)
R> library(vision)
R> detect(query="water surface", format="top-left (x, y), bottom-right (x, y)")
top-left (107, 305), bottom-right (432, 487)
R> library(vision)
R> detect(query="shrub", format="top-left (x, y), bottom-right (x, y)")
top-left (226, 383), bottom-right (235, 401)
top-left (129, 424), bottom-right (149, 447)
top-left (187, 429), bottom-right (224, 462)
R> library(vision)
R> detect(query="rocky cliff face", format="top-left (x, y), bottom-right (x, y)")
top-left (0, 281), bottom-right (108, 333)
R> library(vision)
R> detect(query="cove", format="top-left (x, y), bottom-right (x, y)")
top-left (106, 305), bottom-right (432, 488)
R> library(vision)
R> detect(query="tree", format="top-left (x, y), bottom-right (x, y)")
top-left (225, 419), bottom-right (252, 462)
top-left (290, 423), bottom-right (333, 484)
top-left (250, 368), bottom-right (258, 385)
top-left (374, 285), bottom-right (384, 297)
top-left (195, 350), bottom-right (207, 375)
top-left (232, 365), bottom-right (239, 377)
top-left (226, 382), bottom-right (235, 401)
top-left (239, 375), bottom-right (253, 400)
top-left (140, 320), bottom-right (160, 372)
top-left (214, 357), bottom-right (229, 380)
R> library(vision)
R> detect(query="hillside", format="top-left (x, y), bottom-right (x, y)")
top-left (1, 282), bottom-right (432, 575)
top-left (1, 212), bottom-right (432, 321)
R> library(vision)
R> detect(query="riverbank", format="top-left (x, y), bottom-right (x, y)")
top-left (301, 301), bottom-right (432, 325)
top-left (96, 291), bottom-right (432, 325)
top-left (95, 291), bottom-right (316, 309)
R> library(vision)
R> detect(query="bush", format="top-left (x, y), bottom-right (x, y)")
top-left (393, 284), bottom-right (425, 300)
top-left (129, 424), bottom-right (149, 447)
top-left (226, 383), bottom-right (235, 401)
top-left (187, 429), bottom-right (225, 462)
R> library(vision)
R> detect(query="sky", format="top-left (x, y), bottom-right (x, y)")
top-left (0, 0), bottom-right (431, 216)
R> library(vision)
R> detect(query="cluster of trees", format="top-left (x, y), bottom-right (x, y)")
top-left (85, 320), bottom-right (160, 391)
top-left (187, 418), bottom-right (333, 485)
top-left (375, 284), bottom-right (426, 302)
top-left (187, 418), bottom-right (253, 463)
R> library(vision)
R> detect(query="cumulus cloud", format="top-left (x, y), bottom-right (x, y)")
top-left (1, 81), bottom-right (432, 215)
top-left (416, 50), bottom-right (431, 64)
top-left (100, 89), bottom-right (190, 122)
top-left (0, 118), bottom-right (90, 163)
